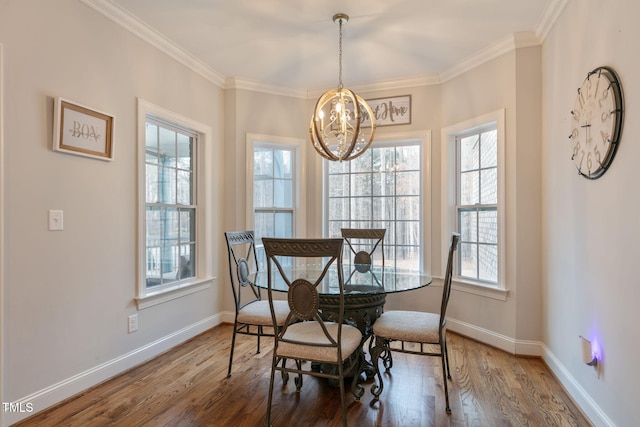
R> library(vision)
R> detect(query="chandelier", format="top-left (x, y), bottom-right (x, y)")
top-left (309, 13), bottom-right (376, 162)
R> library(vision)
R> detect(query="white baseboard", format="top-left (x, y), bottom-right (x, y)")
top-left (448, 317), bottom-right (613, 427)
top-left (4, 313), bottom-right (612, 427)
top-left (4, 314), bottom-right (222, 426)
top-left (541, 344), bottom-right (614, 427)
top-left (447, 317), bottom-right (543, 356)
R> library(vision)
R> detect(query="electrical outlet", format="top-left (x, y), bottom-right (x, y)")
top-left (128, 314), bottom-right (138, 333)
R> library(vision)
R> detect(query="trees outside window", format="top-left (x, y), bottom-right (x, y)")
top-left (325, 140), bottom-right (422, 271)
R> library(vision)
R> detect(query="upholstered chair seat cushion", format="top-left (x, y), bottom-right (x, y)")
top-left (237, 300), bottom-right (289, 326)
top-left (276, 322), bottom-right (362, 363)
top-left (373, 310), bottom-right (442, 343)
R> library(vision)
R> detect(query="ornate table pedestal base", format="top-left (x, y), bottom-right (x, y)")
top-left (314, 292), bottom-right (386, 384)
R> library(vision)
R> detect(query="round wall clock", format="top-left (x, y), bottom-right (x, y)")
top-left (569, 66), bottom-right (624, 179)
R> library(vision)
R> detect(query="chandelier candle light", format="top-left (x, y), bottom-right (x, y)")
top-left (310, 13), bottom-right (376, 161)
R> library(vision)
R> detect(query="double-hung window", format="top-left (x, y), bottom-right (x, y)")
top-left (248, 134), bottom-right (305, 269)
top-left (325, 138), bottom-right (424, 271)
top-left (442, 109), bottom-right (505, 294)
top-left (144, 118), bottom-right (196, 288)
top-left (137, 99), bottom-right (212, 307)
top-left (456, 126), bottom-right (498, 283)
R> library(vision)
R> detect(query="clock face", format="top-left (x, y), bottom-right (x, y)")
top-left (569, 66), bottom-right (624, 179)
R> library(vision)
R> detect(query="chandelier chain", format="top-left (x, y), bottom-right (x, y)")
top-left (338, 18), bottom-right (343, 90)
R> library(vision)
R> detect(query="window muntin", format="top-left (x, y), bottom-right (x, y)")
top-left (456, 127), bottom-right (498, 283)
top-left (253, 144), bottom-right (296, 268)
top-left (145, 118), bottom-right (197, 289)
top-left (325, 141), bottom-right (422, 271)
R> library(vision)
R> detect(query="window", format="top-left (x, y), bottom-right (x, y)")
top-left (456, 127), bottom-right (498, 283)
top-left (325, 139), bottom-right (423, 271)
top-left (145, 118), bottom-right (196, 288)
top-left (442, 110), bottom-right (506, 295)
top-left (247, 134), bottom-right (305, 269)
top-left (137, 100), bottom-right (212, 308)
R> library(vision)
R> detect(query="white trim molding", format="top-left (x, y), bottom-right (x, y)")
top-left (448, 315), bottom-right (611, 427)
top-left (447, 317), bottom-right (543, 356)
top-left (80, 0), bottom-right (567, 98)
top-left (535, 0), bottom-right (569, 41)
top-left (441, 109), bottom-right (507, 291)
top-left (440, 31), bottom-right (541, 83)
top-left (136, 99), bottom-right (215, 309)
top-left (542, 344), bottom-right (615, 427)
top-left (81, 0), bottom-right (225, 87)
top-left (245, 133), bottom-right (308, 237)
top-left (4, 315), bottom-right (222, 425)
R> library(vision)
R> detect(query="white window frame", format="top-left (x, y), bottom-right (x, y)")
top-left (322, 131), bottom-right (431, 274)
top-left (136, 99), bottom-right (213, 309)
top-left (441, 110), bottom-right (507, 300)
top-left (246, 133), bottom-right (307, 244)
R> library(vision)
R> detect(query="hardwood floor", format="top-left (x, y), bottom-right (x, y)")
top-left (14, 324), bottom-right (591, 427)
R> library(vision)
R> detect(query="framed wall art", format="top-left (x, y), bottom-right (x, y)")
top-left (361, 95), bottom-right (411, 128)
top-left (53, 97), bottom-right (114, 161)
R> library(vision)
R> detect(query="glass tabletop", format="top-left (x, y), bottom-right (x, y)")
top-left (250, 263), bottom-right (432, 296)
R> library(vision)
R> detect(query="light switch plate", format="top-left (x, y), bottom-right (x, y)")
top-left (48, 210), bottom-right (63, 231)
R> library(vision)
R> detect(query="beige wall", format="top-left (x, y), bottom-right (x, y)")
top-left (221, 88), bottom-right (309, 312)
top-left (0, 0), bottom-right (223, 421)
top-left (513, 46), bottom-right (542, 342)
top-left (542, 1), bottom-right (640, 425)
top-left (438, 48), bottom-right (543, 343)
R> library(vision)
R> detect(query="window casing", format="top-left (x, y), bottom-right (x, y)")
top-left (324, 138), bottom-right (424, 271)
top-left (442, 110), bottom-right (506, 296)
top-left (247, 134), bottom-right (305, 269)
top-left (137, 100), bottom-right (212, 308)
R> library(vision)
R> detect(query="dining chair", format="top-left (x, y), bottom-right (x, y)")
top-left (224, 231), bottom-right (288, 378)
top-left (262, 237), bottom-right (364, 427)
top-left (341, 228), bottom-right (386, 266)
top-left (370, 232), bottom-right (460, 413)
top-left (341, 228), bottom-right (386, 277)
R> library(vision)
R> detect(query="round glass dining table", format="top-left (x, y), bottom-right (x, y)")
top-left (250, 263), bottom-right (433, 344)
top-left (251, 263), bottom-right (432, 382)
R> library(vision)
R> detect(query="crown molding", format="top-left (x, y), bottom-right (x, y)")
top-left (80, 0), bottom-right (225, 87)
top-left (439, 30), bottom-right (541, 83)
top-left (228, 73), bottom-right (440, 100)
top-left (81, 0), bottom-right (566, 97)
top-left (340, 74), bottom-right (441, 96)
top-left (224, 77), bottom-right (308, 99)
top-left (535, 0), bottom-right (569, 41)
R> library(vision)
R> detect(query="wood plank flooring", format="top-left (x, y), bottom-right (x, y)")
top-left (14, 324), bottom-right (591, 426)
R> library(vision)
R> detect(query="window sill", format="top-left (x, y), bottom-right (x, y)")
top-left (451, 278), bottom-right (509, 301)
top-left (136, 277), bottom-right (213, 310)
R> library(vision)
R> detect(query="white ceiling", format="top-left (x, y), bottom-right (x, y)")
top-left (101, 0), bottom-right (560, 92)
